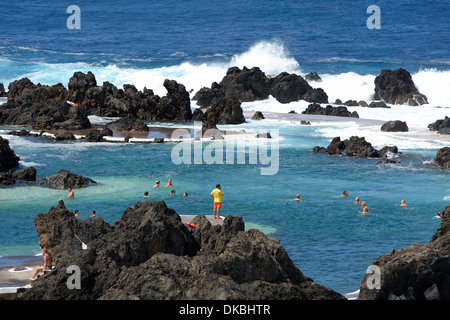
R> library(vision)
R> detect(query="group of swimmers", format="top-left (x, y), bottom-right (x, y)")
top-left (292, 190), bottom-right (411, 216)
top-left (144, 179), bottom-right (188, 199)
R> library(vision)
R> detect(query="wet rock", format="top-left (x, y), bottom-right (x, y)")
top-left (40, 169), bottom-right (97, 189)
top-left (374, 68), bottom-right (428, 105)
top-left (358, 205), bottom-right (450, 300)
top-left (381, 120), bottom-right (409, 132)
top-left (302, 103), bottom-right (359, 118)
top-left (106, 115), bottom-right (149, 132)
top-left (251, 111), bottom-right (265, 120)
top-left (305, 72), bottom-right (322, 82)
top-left (17, 200), bottom-right (345, 300)
top-left (0, 136), bottom-right (20, 172)
top-left (434, 147), bottom-right (450, 169)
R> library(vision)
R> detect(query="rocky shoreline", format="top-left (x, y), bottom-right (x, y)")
top-left (13, 200), bottom-right (345, 300)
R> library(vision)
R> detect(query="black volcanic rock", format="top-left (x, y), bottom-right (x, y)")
top-left (192, 82), bottom-right (223, 108)
top-left (219, 66), bottom-right (271, 102)
top-left (381, 120), bottom-right (409, 132)
top-left (67, 71), bottom-right (97, 105)
top-left (305, 72), bottom-right (322, 82)
top-left (374, 68), bottom-right (428, 106)
top-left (269, 72), bottom-right (312, 103)
top-left (358, 204), bottom-right (450, 300)
top-left (302, 88), bottom-right (328, 104)
top-left (302, 103), bottom-right (359, 118)
top-left (0, 78), bottom-right (91, 131)
top-left (428, 116), bottom-right (450, 135)
top-left (204, 96), bottom-right (246, 125)
top-left (434, 147), bottom-right (450, 169)
top-left (17, 200), bottom-right (345, 300)
top-left (314, 136), bottom-right (399, 159)
top-left (106, 114), bottom-right (149, 132)
top-left (0, 136), bottom-right (20, 172)
top-left (251, 111), bottom-right (265, 120)
top-left (40, 169), bottom-right (97, 189)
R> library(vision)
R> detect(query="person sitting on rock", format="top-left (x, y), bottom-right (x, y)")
top-left (30, 248), bottom-right (53, 280)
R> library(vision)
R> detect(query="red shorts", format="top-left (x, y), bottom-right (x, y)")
top-left (214, 202), bottom-right (222, 208)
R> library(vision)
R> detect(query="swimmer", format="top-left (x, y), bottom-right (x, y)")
top-left (400, 200), bottom-right (407, 207)
top-left (354, 197), bottom-right (360, 204)
top-left (171, 189), bottom-right (176, 195)
top-left (68, 188), bottom-right (74, 199)
top-left (74, 209), bottom-right (79, 217)
top-left (166, 179), bottom-right (173, 187)
top-left (294, 194), bottom-right (302, 201)
top-left (144, 191), bottom-right (150, 198)
top-left (359, 206), bottom-right (369, 215)
top-left (153, 180), bottom-right (160, 188)
top-left (183, 192), bottom-right (188, 198)
top-left (434, 211), bottom-right (441, 219)
top-left (338, 191), bottom-right (348, 197)
top-left (90, 210), bottom-right (97, 218)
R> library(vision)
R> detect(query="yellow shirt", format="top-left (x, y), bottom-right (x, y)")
top-left (210, 188), bottom-right (224, 203)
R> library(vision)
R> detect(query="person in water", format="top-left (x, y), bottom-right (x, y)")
top-left (210, 184), bottom-right (224, 220)
top-left (90, 210), bottom-right (97, 218)
top-left (153, 180), bottom-right (160, 188)
top-left (144, 191), bottom-right (150, 198)
top-left (166, 179), bottom-right (173, 187)
top-left (339, 191), bottom-right (348, 197)
top-left (183, 192), bottom-right (188, 198)
top-left (171, 189), bottom-right (176, 195)
top-left (354, 197), bottom-right (360, 204)
top-left (74, 209), bottom-right (79, 217)
top-left (68, 188), bottom-right (74, 199)
top-left (30, 248), bottom-right (53, 280)
top-left (294, 194), bottom-right (302, 201)
top-left (400, 200), bottom-right (407, 207)
top-left (359, 206), bottom-right (369, 215)
top-left (434, 211), bottom-right (441, 219)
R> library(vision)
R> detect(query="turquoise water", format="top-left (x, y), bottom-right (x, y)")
top-left (1, 120), bottom-right (448, 294)
top-left (1, 0), bottom-right (449, 296)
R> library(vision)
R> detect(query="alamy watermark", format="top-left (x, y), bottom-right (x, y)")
top-left (170, 122), bottom-right (280, 175)
top-left (67, 5), bottom-right (81, 29)
top-left (367, 5), bottom-right (381, 29)
top-left (366, 265), bottom-right (381, 289)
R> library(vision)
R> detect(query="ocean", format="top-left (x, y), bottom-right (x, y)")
top-left (0, 0), bottom-right (449, 295)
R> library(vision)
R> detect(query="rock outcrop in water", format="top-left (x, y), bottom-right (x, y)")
top-left (0, 78), bottom-right (91, 130)
top-left (313, 136), bottom-right (399, 159)
top-left (40, 169), bottom-right (97, 189)
top-left (428, 116), bottom-right (450, 135)
top-left (380, 120), bottom-right (409, 132)
top-left (374, 68), bottom-right (428, 106)
top-left (17, 200), bottom-right (345, 300)
top-left (358, 204), bottom-right (450, 300)
top-left (302, 103), bottom-right (359, 118)
top-left (434, 147), bottom-right (450, 169)
top-left (77, 74), bottom-right (192, 122)
top-left (193, 67), bottom-right (328, 106)
top-left (0, 136), bottom-right (20, 172)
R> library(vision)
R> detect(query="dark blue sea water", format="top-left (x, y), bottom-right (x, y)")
top-left (1, 0), bottom-right (449, 296)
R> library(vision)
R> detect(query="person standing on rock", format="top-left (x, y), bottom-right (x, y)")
top-left (210, 184), bottom-right (224, 220)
